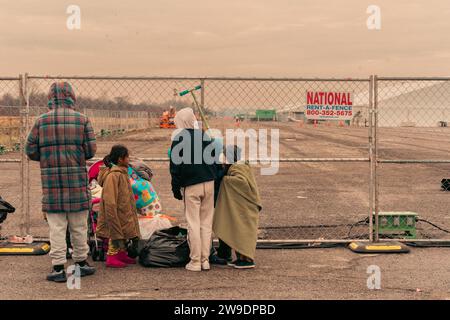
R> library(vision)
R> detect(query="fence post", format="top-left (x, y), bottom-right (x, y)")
top-left (18, 74), bottom-right (25, 236)
top-left (373, 75), bottom-right (380, 242)
top-left (18, 74), bottom-right (31, 235)
top-left (200, 78), bottom-right (205, 116)
top-left (368, 75), bottom-right (374, 242)
top-left (24, 73), bottom-right (31, 235)
top-left (200, 79), bottom-right (205, 107)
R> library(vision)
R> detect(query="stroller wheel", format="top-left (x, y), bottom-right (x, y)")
top-left (92, 251), bottom-right (99, 261)
top-left (89, 241), bottom-right (99, 261)
top-left (92, 246), bottom-right (100, 261)
top-left (100, 250), bottom-right (106, 262)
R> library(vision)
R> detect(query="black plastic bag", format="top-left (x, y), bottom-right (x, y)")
top-left (139, 226), bottom-right (190, 268)
top-left (0, 196), bottom-right (15, 224)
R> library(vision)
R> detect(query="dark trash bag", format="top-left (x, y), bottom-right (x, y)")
top-left (0, 196), bottom-right (15, 224)
top-left (442, 179), bottom-right (450, 191)
top-left (139, 226), bottom-right (190, 268)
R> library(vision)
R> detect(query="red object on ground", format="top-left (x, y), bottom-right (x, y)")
top-left (117, 251), bottom-right (137, 264)
top-left (106, 254), bottom-right (127, 268)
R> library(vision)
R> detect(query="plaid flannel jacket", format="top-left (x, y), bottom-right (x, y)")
top-left (25, 104), bottom-right (97, 213)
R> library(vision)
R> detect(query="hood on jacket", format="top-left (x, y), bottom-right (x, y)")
top-left (97, 165), bottom-right (127, 187)
top-left (174, 107), bottom-right (197, 129)
top-left (47, 82), bottom-right (76, 110)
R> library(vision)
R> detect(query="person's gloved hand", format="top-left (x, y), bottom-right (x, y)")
top-left (173, 190), bottom-right (183, 200)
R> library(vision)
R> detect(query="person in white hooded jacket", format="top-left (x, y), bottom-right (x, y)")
top-left (169, 108), bottom-right (217, 272)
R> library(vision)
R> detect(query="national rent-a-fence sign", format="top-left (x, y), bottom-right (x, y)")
top-left (305, 91), bottom-right (353, 120)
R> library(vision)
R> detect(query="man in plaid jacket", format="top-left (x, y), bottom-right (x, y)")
top-left (26, 82), bottom-right (97, 282)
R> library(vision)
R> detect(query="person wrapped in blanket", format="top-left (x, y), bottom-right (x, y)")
top-left (212, 145), bottom-right (262, 269)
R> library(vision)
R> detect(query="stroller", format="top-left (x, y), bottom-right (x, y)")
top-left (87, 160), bottom-right (108, 261)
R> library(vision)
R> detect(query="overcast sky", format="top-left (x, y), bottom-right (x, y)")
top-left (1, 0), bottom-right (450, 77)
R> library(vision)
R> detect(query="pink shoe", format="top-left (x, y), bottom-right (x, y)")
top-left (106, 254), bottom-right (127, 268)
top-left (117, 251), bottom-right (137, 265)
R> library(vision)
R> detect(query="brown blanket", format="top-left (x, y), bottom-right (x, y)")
top-left (213, 162), bottom-right (262, 260)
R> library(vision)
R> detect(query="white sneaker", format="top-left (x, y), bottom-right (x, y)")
top-left (185, 262), bottom-right (201, 272)
top-left (201, 261), bottom-right (210, 271)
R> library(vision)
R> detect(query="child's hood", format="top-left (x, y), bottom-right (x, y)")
top-left (97, 166), bottom-right (127, 187)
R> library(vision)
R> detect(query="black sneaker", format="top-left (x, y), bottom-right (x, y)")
top-left (227, 260), bottom-right (239, 267)
top-left (47, 269), bottom-right (67, 283)
top-left (234, 260), bottom-right (255, 269)
top-left (210, 254), bottom-right (228, 266)
top-left (76, 261), bottom-right (96, 277)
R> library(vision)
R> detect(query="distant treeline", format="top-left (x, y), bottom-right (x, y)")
top-left (0, 92), bottom-right (196, 115)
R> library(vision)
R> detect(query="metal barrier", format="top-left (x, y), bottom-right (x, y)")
top-left (10, 75), bottom-right (372, 242)
top-left (374, 76), bottom-right (450, 242)
top-left (1, 74), bottom-right (449, 243)
top-left (0, 76), bottom-right (27, 236)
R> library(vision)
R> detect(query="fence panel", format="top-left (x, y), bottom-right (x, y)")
top-left (0, 77), bottom-right (26, 236)
top-left (202, 78), bottom-right (373, 241)
top-left (375, 77), bottom-right (450, 241)
top-left (0, 78), bottom-right (22, 153)
top-left (3, 76), bottom-right (374, 242)
top-left (5, 75), bottom-right (450, 242)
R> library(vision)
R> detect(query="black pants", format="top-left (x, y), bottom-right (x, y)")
top-left (211, 239), bottom-right (232, 259)
top-left (66, 227), bottom-right (72, 249)
top-left (126, 237), bottom-right (140, 258)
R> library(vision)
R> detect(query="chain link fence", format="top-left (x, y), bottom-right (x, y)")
top-left (375, 77), bottom-right (450, 241)
top-left (0, 77), bottom-right (26, 237)
top-left (2, 74), bottom-right (449, 243)
top-left (19, 76), bottom-right (372, 242)
top-left (202, 78), bottom-right (372, 241)
top-left (0, 78), bottom-right (22, 153)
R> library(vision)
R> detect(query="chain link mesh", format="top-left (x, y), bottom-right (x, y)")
top-left (0, 78), bottom-right (24, 237)
top-left (4, 76), bottom-right (450, 241)
top-left (376, 78), bottom-right (450, 240)
top-left (3, 76), bottom-right (375, 241)
top-left (0, 79), bottom-right (21, 152)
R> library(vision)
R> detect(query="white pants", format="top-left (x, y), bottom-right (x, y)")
top-left (183, 181), bottom-right (215, 266)
top-left (46, 211), bottom-right (89, 266)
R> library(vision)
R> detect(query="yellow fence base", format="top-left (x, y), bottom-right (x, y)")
top-left (0, 241), bottom-right (50, 256)
top-left (348, 241), bottom-right (410, 254)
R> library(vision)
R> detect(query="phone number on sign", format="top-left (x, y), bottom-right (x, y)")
top-left (306, 110), bottom-right (353, 117)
